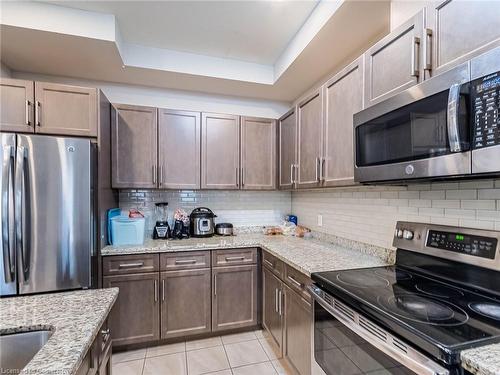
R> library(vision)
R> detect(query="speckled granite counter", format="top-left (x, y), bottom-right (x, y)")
top-left (101, 233), bottom-right (393, 276)
top-left (0, 288), bottom-right (118, 375)
top-left (461, 343), bottom-right (500, 375)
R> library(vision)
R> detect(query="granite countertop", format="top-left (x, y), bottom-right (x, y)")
top-left (0, 288), bottom-right (119, 375)
top-left (461, 344), bottom-right (500, 375)
top-left (101, 233), bottom-right (392, 276)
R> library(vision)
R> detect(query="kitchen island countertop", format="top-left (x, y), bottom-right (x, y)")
top-left (0, 288), bottom-right (119, 375)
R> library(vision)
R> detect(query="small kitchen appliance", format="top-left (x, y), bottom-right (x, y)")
top-left (310, 222), bottom-right (500, 375)
top-left (215, 223), bottom-right (233, 236)
top-left (153, 202), bottom-right (170, 240)
top-left (190, 207), bottom-right (216, 237)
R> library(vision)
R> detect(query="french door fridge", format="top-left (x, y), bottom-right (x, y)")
top-left (1, 133), bottom-right (92, 296)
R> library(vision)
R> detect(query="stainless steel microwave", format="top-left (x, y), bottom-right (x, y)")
top-left (354, 47), bottom-right (500, 183)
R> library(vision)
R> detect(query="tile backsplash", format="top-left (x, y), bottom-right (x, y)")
top-left (292, 179), bottom-right (500, 250)
top-left (119, 190), bottom-right (292, 233)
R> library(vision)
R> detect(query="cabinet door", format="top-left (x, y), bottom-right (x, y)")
top-left (201, 113), bottom-right (240, 189)
top-left (278, 109), bottom-right (296, 190)
top-left (241, 117), bottom-right (276, 190)
top-left (323, 57), bottom-right (364, 187)
top-left (364, 10), bottom-right (424, 107)
top-left (158, 109), bottom-right (201, 189)
top-left (102, 273), bottom-right (160, 346)
top-left (284, 285), bottom-right (312, 375)
top-left (427, 0), bottom-right (500, 77)
top-left (0, 78), bottom-right (34, 133)
top-left (34, 82), bottom-right (97, 136)
top-left (212, 265), bottom-right (258, 331)
top-left (297, 89), bottom-right (323, 189)
top-left (160, 269), bottom-right (211, 339)
top-left (262, 267), bottom-right (283, 355)
top-left (111, 104), bottom-right (158, 188)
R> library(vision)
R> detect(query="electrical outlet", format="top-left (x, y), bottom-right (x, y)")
top-left (317, 214), bottom-right (323, 227)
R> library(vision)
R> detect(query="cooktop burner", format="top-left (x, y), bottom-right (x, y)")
top-left (336, 272), bottom-right (389, 288)
top-left (415, 282), bottom-right (465, 298)
top-left (469, 302), bottom-right (500, 321)
top-left (377, 293), bottom-right (469, 326)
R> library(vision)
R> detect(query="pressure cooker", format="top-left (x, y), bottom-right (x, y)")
top-left (190, 207), bottom-right (217, 237)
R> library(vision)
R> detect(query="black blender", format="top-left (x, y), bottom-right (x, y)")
top-left (153, 202), bottom-right (171, 239)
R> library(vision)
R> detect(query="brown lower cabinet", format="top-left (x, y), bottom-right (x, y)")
top-left (262, 266), bottom-right (283, 355)
top-left (76, 320), bottom-right (112, 375)
top-left (102, 272), bottom-right (160, 346)
top-left (212, 264), bottom-right (258, 331)
top-left (160, 268), bottom-right (211, 339)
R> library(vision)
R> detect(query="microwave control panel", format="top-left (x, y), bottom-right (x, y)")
top-left (472, 72), bottom-right (500, 149)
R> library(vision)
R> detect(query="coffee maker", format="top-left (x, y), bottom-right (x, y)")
top-left (153, 202), bottom-right (171, 239)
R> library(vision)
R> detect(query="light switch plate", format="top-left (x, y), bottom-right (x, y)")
top-left (317, 214), bottom-right (323, 227)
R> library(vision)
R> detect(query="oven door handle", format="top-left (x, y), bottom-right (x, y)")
top-left (309, 286), bottom-right (449, 375)
top-left (447, 83), bottom-right (463, 153)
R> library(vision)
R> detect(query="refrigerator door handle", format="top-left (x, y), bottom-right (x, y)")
top-left (15, 146), bottom-right (29, 282)
top-left (2, 145), bottom-right (15, 282)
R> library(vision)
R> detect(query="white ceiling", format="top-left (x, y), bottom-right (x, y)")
top-left (42, 0), bottom-right (319, 65)
top-left (0, 1), bottom-right (391, 102)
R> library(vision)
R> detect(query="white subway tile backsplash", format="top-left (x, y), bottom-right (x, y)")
top-left (291, 180), bottom-right (500, 250)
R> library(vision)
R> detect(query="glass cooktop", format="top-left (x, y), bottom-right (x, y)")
top-left (312, 266), bottom-right (500, 357)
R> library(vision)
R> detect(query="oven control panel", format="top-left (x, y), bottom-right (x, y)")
top-left (426, 230), bottom-right (498, 259)
top-left (472, 71), bottom-right (500, 149)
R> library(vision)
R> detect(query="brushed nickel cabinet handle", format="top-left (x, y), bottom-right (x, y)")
top-left (214, 274), bottom-right (217, 296)
top-left (225, 256), bottom-right (245, 262)
top-left (162, 279), bottom-right (165, 301)
top-left (152, 165), bottom-right (157, 185)
top-left (35, 101), bottom-right (41, 126)
top-left (410, 36), bottom-right (420, 77)
top-left (25, 100), bottom-right (31, 125)
top-left (423, 28), bottom-right (433, 71)
top-left (235, 167), bottom-right (239, 187)
top-left (159, 165), bottom-right (163, 186)
top-left (278, 289), bottom-right (283, 316)
top-left (154, 280), bottom-right (158, 302)
top-left (275, 288), bottom-right (279, 313)
top-left (241, 167), bottom-right (244, 187)
top-left (118, 262), bottom-right (144, 268)
top-left (263, 259), bottom-right (274, 268)
top-left (175, 259), bottom-right (197, 264)
top-left (315, 157), bottom-right (320, 182)
top-left (290, 164), bottom-right (294, 184)
top-left (288, 275), bottom-right (303, 288)
top-left (321, 158), bottom-right (326, 182)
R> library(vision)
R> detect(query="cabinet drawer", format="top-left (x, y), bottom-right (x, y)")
top-left (102, 254), bottom-right (159, 275)
top-left (212, 248), bottom-right (257, 267)
top-left (262, 251), bottom-right (284, 279)
top-left (283, 264), bottom-right (312, 302)
top-left (161, 251), bottom-right (211, 270)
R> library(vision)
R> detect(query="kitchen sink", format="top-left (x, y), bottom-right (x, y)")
top-left (0, 330), bottom-right (52, 372)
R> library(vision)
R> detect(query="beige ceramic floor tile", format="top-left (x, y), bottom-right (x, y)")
top-left (187, 346), bottom-right (230, 375)
top-left (221, 331), bottom-right (257, 345)
top-left (258, 337), bottom-right (281, 360)
top-left (224, 339), bottom-right (269, 368)
top-left (232, 361), bottom-right (278, 375)
top-left (146, 341), bottom-right (186, 358)
top-left (203, 370), bottom-right (233, 375)
top-left (186, 336), bottom-right (223, 351)
top-left (254, 329), bottom-right (269, 339)
top-left (143, 352), bottom-right (187, 375)
top-left (112, 348), bottom-right (146, 363)
top-left (271, 358), bottom-right (295, 375)
top-left (112, 358), bottom-right (144, 375)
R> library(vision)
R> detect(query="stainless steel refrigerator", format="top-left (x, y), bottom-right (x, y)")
top-left (1, 133), bottom-right (92, 296)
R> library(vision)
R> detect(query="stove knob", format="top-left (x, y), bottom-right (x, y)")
top-left (396, 229), bottom-right (404, 238)
top-left (403, 230), bottom-right (414, 240)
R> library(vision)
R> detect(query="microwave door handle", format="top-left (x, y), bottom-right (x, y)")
top-left (447, 83), bottom-right (463, 152)
top-left (309, 287), bottom-right (449, 375)
top-left (2, 146), bottom-right (15, 282)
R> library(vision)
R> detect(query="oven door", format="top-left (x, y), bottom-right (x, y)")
top-left (311, 286), bottom-right (449, 375)
top-left (354, 62), bottom-right (471, 183)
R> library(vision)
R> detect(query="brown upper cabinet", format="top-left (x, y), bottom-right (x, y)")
top-left (158, 109), bottom-right (201, 189)
top-left (425, 0), bottom-right (500, 78)
top-left (323, 56), bottom-right (364, 187)
top-left (296, 89), bottom-right (323, 189)
top-left (0, 78), bottom-right (34, 133)
top-left (241, 116), bottom-right (276, 190)
top-left (278, 109), bottom-right (297, 190)
top-left (0, 79), bottom-right (97, 136)
top-left (111, 104), bottom-right (158, 189)
top-left (201, 112), bottom-right (240, 189)
top-left (364, 10), bottom-right (425, 107)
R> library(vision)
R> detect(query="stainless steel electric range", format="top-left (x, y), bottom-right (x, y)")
top-left (310, 222), bottom-right (500, 375)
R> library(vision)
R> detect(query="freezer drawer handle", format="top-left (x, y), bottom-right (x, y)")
top-left (2, 145), bottom-right (15, 282)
